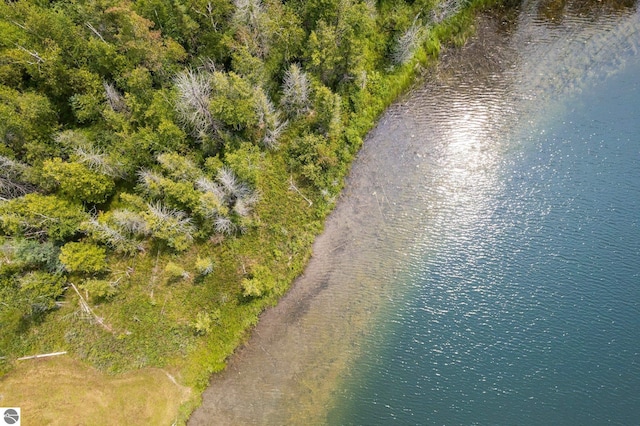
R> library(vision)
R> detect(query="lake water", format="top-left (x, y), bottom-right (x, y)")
top-left (190, 0), bottom-right (640, 424)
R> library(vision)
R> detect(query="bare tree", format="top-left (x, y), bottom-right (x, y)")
top-left (233, 0), bottom-right (270, 58)
top-left (234, 0), bottom-right (263, 28)
top-left (85, 218), bottom-right (141, 254)
top-left (174, 70), bottom-right (220, 141)
top-left (0, 156), bottom-right (36, 200)
top-left (233, 191), bottom-right (259, 217)
top-left (137, 169), bottom-right (164, 197)
top-left (217, 167), bottom-right (258, 217)
top-left (391, 16), bottom-right (427, 66)
top-left (217, 166), bottom-right (252, 203)
top-left (111, 209), bottom-right (149, 236)
top-left (214, 215), bottom-right (236, 236)
top-left (255, 88), bottom-right (286, 149)
top-left (147, 201), bottom-right (187, 221)
top-left (281, 63), bottom-right (310, 117)
top-left (147, 202), bottom-right (194, 232)
top-left (103, 81), bottom-right (127, 112)
top-left (74, 146), bottom-right (125, 178)
top-left (196, 176), bottom-right (226, 203)
top-left (263, 118), bottom-right (287, 151)
top-left (431, 0), bottom-right (463, 24)
top-left (146, 201), bottom-right (195, 250)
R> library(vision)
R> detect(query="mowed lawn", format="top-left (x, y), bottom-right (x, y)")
top-left (0, 356), bottom-right (191, 425)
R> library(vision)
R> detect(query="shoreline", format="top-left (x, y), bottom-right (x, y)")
top-left (188, 11), bottom-right (516, 425)
top-left (187, 0), bottom-right (640, 422)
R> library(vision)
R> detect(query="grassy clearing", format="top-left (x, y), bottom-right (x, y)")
top-left (0, 356), bottom-right (190, 426)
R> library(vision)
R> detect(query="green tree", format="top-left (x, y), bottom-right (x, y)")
top-left (209, 71), bottom-right (258, 132)
top-left (133, 0), bottom-right (233, 60)
top-left (12, 239), bottom-right (62, 273)
top-left (306, 21), bottom-right (343, 86)
top-left (290, 0), bottom-right (341, 31)
top-left (194, 256), bottom-right (214, 276)
top-left (262, 2), bottom-right (305, 76)
top-left (288, 133), bottom-right (339, 188)
top-left (59, 242), bottom-right (108, 274)
top-left (18, 271), bottom-right (67, 314)
top-left (304, 1), bottom-right (380, 88)
top-left (80, 278), bottom-right (118, 302)
top-left (312, 84), bottom-right (343, 140)
top-left (157, 153), bottom-right (202, 182)
top-left (241, 264), bottom-right (275, 297)
top-left (138, 169), bottom-right (201, 213)
top-left (164, 261), bottom-right (190, 281)
top-left (0, 194), bottom-right (88, 242)
top-left (42, 158), bottom-right (115, 204)
top-left (0, 86), bottom-right (59, 161)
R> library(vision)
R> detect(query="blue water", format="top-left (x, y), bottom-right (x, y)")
top-left (328, 10), bottom-right (640, 426)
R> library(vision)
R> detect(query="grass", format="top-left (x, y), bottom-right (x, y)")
top-left (0, 356), bottom-right (190, 426)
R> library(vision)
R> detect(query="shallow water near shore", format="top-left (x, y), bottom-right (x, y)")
top-left (190, 1), bottom-right (640, 424)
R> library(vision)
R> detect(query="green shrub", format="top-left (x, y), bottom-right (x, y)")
top-left (0, 194), bottom-right (88, 242)
top-left (191, 310), bottom-right (220, 335)
top-left (164, 261), bottom-right (189, 281)
top-left (42, 158), bottom-right (115, 204)
top-left (194, 257), bottom-right (214, 276)
top-left (59, 242), bottom-right (108, 274)
top-left (240, 265), bottom-right (276, 298)
top-left (81, 278), bottom-right (118, 302)
top-left (18, 271), bottom-right (66, 314)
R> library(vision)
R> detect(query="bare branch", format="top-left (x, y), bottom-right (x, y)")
top-left (15, 44), bottom-right (45, 64)
top-left (289, 176), bottom-right (313, 207)
top-left (0, 156), bottom-right (36, 199)
top-left (192, 2), bottom-right (220, 31)
top-left (255, 88), bottom-right (286, 149)
top-left (70, 282), bottom-right (113, 332)
top-left (85, 22), bottom-right (107, 44)
top-left (17, 351), bottom-right (67, 361)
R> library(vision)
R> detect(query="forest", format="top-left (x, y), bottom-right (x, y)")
top-left (0, 0), bottom-right (498, 420)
